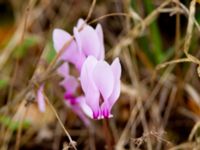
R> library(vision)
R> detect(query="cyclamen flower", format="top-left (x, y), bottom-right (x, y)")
top-left (80, 56), bottom-right (121, 119)
top-left (53, 18), bottom-right (105, 72)
top-left (57, 63), bottom-right (90, 126)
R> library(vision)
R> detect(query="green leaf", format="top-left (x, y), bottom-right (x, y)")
top-left (0, 115), bottom-right (30, 131)
top-left (143, 0), bottom-right (164, 64)
top-left (138, 37), bottom-right (156, 64)
top-left (13, 36), bottom-right (38, 59)
top-left (0, 79), bottom-right (8, 89)
top-left (131, 0), bottom-right (137, 10)
top-left (44, 41), bottom-right (56, 63)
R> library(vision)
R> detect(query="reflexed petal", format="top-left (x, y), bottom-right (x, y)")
top-left (76, 18), bottom-right (85, 29)
top-left (108, 81), bottom-right (120, 109)
top-left (108, 58), bottom-right (121, 108)
top-left (57, 63), bottom-right (78, 94)
top-left (78, 26), bottom-right (101, 58)
top-left (73, 27), bottom-right (82, 52)
top-left (86, 93), bottom-right (100, 119)
top-left (60, 75), bottom-right (79, 94)
top-left (53, 28), bottom-right (82, 67)
top-left (95, 24), bottom-right (105, 59)
top-left (53, 28), bottom-right (71, 52)
top-left (80, 56), bottom-right (98, 95)
top-left (72, 27), bottom-right (88, 70)
top-left (95, 24), bottom-right (103, 42)
top-left (80, 56), bottom-right (100, 118)
top-left (111, 58), bottom-right (121, 79)
top-left (93, 60), bottom-right (114, 100)
top-left (64, 46), bottom-right (85, 71)
top-left (37, 85), bottom-right (45, 112)
top-left (79, 96), bottom-right (93, 119)
top-left (57, 63), bottom-right (69, 78)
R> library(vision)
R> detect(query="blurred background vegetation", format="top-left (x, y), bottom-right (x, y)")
top-left (1, 0), bottom-right (200, 149)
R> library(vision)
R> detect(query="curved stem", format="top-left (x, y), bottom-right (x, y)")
top-left (103, 119), bottom-right (115, 150)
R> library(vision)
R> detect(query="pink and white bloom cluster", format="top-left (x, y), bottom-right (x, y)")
top-left (39, 18), bottom-right (122, 120)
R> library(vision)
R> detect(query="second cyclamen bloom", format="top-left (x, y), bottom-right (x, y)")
top-left (57, 62), bottom-right (90, 126)
top-left (53, 18), bottom-right (105, 72)
top-left (80, 56), bottom-right (121, 119)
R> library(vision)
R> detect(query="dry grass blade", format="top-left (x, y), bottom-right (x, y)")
top-left (174, 0), bottom-right (200, 32)
top-left (42, 91), bottom-right (77, 150)
top-left (0, 0), bottom-right (36, 71)
top-left (112, 0), bottom-right (172, 57)
top-left (121, 82), bottom-right (138, 97)
top-left (130, 0), bottom-right (172, 38)
top-left (169, 142), bottom-right (197, 150)
top-left (156, 87), bottom-right (177, 150)
top-left (85, 0), bottom-right (96, 22)
top-left (88, 13), bottom-right (130, 25)
top-left (157, 0), bottom-right (200, 72)
top-left (156, 58), bottom-right (191, 70)
top-left (137, 99), bottom-right (152, 150)
top-left (14, 103), bottom-right (29, 150)
top-left (183, 0), bottom-right (196, 55)
top-left (189, 121), bottom-right (200, 141)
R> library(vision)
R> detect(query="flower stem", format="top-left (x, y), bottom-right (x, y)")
top-left (103, 119), bottom-right (115, 150)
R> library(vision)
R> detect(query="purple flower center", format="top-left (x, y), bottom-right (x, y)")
top-left (93, 111), bottom-right (100, 119)
top-left (102, 108), bottom-right (109, 118)
top-left (64, 93), bottom-right (78, 105)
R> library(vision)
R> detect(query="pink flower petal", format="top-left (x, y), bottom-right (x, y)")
top-left (73, 27), bottom-right (82, 52)
top-left (93, 60), bottom-right (114, 101)
top-left (80, 56), bottom-right (100, 118)
top-left (79, 96), bottom-right (93, 119)
top-left (95, 24), bottom-right (105, 59)
top-left (108, 58), bottom-right (121, 108)
top-left (111, 58), bottom-right (121, 79)
top-left (95, 24), bottom-right (103, 42)
top-left (57, 63), bottom-right (69, 78)
top-left (65, 48), bottom-right (85, 71)
top-left (53, 28), bottom-right (84, 69)
top-left (75, 26), bottom-right (101, 58)
top-left (60, 75), bottom-right (79, 94)
top-left (53, 29), bottom-right (74, 61)
top-left (53, 28), bottom-right (72, 52)
top-left (37, 85), bottom-right (45, 112)
top-left (76, 18), bottom-right (85, 29)
top-left (108, 81), bottom-right (120, 108)
top-left (80, 56), bottom-right (98, 95)
top-left (57, 63), bottom-right (79, 94)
